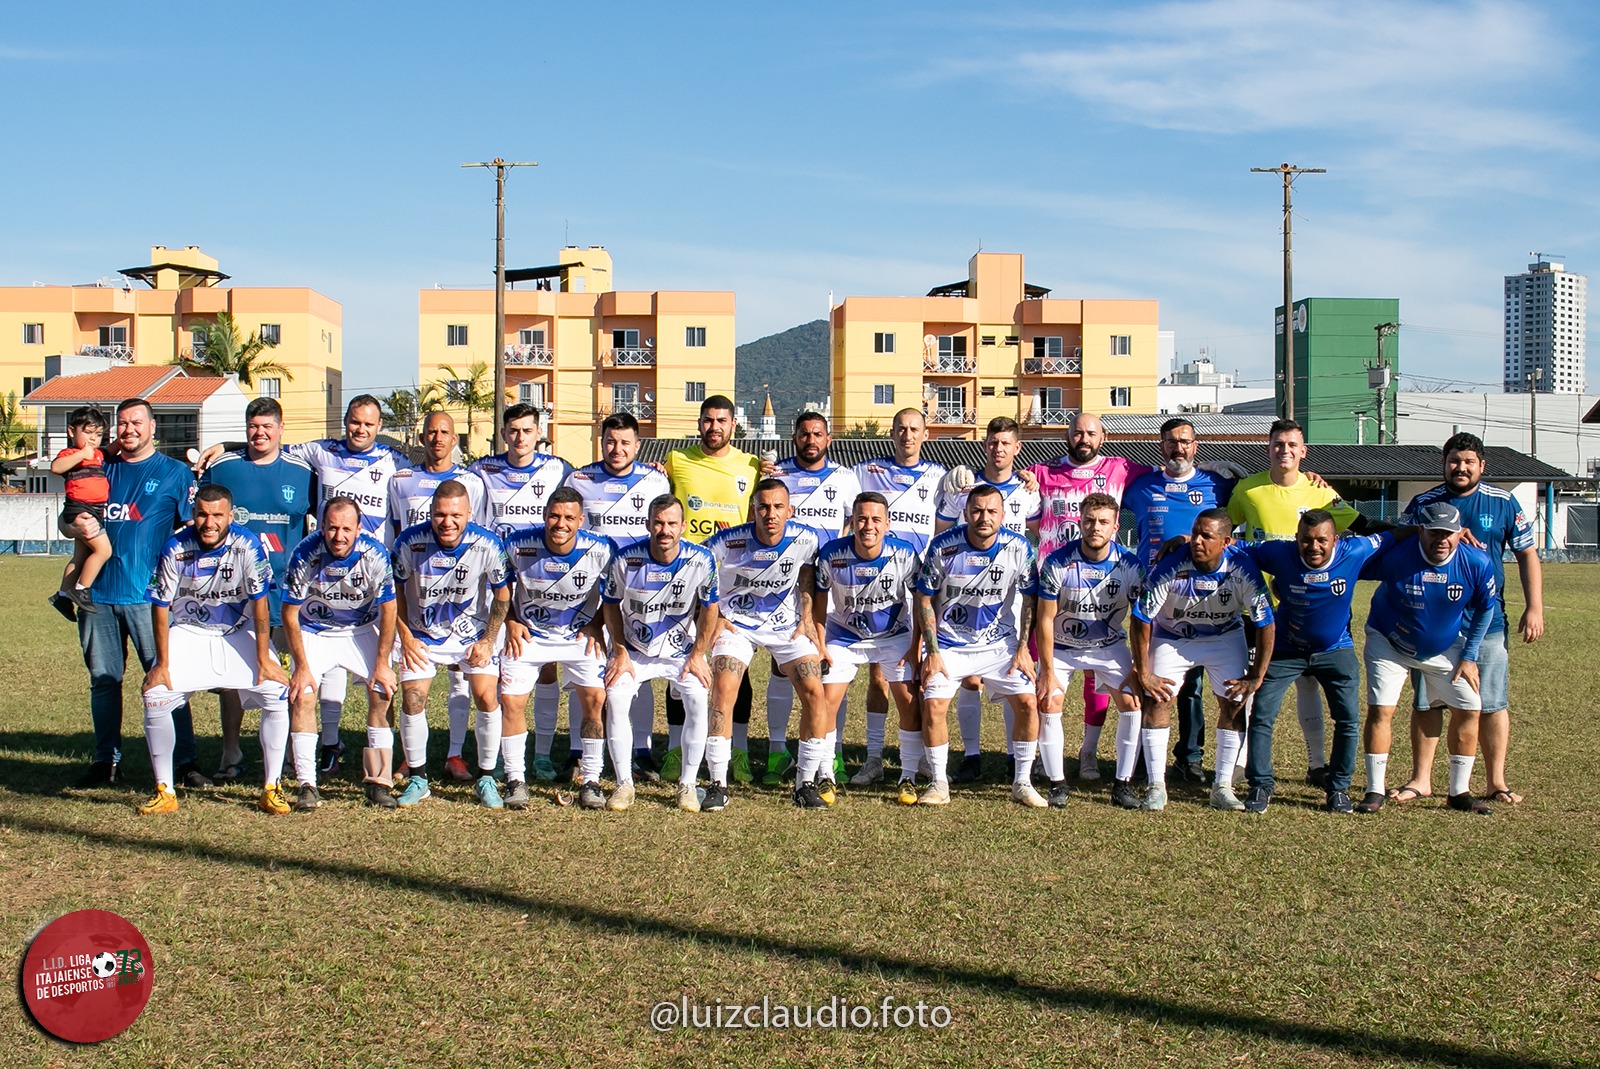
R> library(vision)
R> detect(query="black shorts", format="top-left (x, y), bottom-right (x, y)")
top-left (58, 500), bottom-right (106, 540)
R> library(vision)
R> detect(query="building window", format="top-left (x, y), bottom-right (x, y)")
top-left (21, 323), bottom-right (43, 345)
top-left (1110, 335), bottom-right (1132, 356)
top-left (99, 325), bottom-right (128, 347)
top-left (1109, 386), bottom-right (1131, 407)
top-left (685, 326), bottom-right (707, 348)
top-left (937, 335), bottom-right (968, 359)
top-left (873, 384), bottom-right (895, 405)
top-left (981, 335), bottom-right (996, 346)
top-left (259, 324), bottom-right (281, 346)
top-left (447, 324), bottom-right (469, 346)
top-left (23, 376), bottom-right (43, 396)
top-left (518, 328), bottom-right (546, 346)
top-left (685, 381), bottom-right (706, 402)
top-left (612, 329), bottom-right (640, 349)
top-left (260, 377), bottom-right (281, 399)
top-left (1033, 336), bottom-right (1063, 359)
top-left (980, 386), bottom-right (996, 396)
top-left (517, 382), bottom-right (545, 407)
top-left (1003, 385), bottom-right (1019, 397)
top-left (874, 332), bottom-right (895, 354)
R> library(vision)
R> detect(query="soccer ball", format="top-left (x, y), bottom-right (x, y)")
top-left (91, 952), bottom-right (118, 979)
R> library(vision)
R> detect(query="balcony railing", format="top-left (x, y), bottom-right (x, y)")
top-left (1023, 408), bottom-right (1079, 427)
top-left (504, 344), bottom-right (554, 366)
top-left (923, 353), bottom-right (976, 374)
top-left (927, 406), bottom-right (976, 425)
top-left (78, 344), bottom-right (135, 364)
top-left (603, 348), bottom-right (656, 367)
top-left (601, 401), bottom-right (656, 421)
top-left (1023, 355), bottom-right (1082, 375)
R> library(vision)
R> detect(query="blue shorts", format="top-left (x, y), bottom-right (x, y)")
top-left (1412, 630), bottom-right (1508, 713)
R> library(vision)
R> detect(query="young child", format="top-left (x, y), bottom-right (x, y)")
top-left (48, 406), bottom-right (113, 621)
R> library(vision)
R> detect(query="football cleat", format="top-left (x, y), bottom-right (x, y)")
top-left (473, 775), bottom-right (504, 809)
top-left (676, 782), bottom-right (702, 813)
top-left (917, 780), bottom-right (951, 806)
top-left (632, 750), bottom-right (663, 785)
top-left (503, 779), bottom-right (531, 811)
top-left (792, 782), bottom-right (828, 809)
top-left (396, 776), bottom-right (432, 808)
top-left (530, 754), bottom-right (559, 782)
top-left (702, 783), bottom-right (730, 811)
top-left (136, 785), bottom-right (178, 815)
top-left (317, 742), bottom-right (345, 776)
top-left (1047, 781), bottom-right (1071, 808)
top-left (258, 784), bottom-right (291, 815)
top-left (949, 754), bottom-right (984, 784)
top-left (849, 756), bottom-right (884, 786)
top-left (763, 749), bottom-right (795, 786)
top-left (816, 779), bottom-right (837, 807)
top-left (293, 783), bottom-right (322, 812)
top-left (832, 753), bottom-right (846, 782)
top-left (1306, 766), bottom-right (1330, 791)
top-left (73, 761), bottom-right (121, 789)
top-left (607, 782), bottom-right (637, 811)
top-left (660, 747), bottom-right (682, 782)
top-left (1210, 783), bottom-right (1246, 812)
top-left (729, 750), bottom-right (754, 785)
top-left (1141, 783), bottom-right (1168, 811)
top-left (578, 780), bottom-right (606, 810)
top-left (1011, 783), bottom-right (1048, 808)
top-left (1076, 751), bottom-right (1101, 781)
top-left (1111, 779), bottom-right (1142, 810)
top-left (364, 783), bottom-right (399, 809)
top-left (897, 779), bottom-right (919, 806)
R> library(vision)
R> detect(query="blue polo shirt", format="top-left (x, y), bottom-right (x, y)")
top-left (1364, 539), bottom-right (1498, 661)
top-left (1122, 467), bottom-right (1233, 568)
top-left (1402, 482), bottom-right (1534, 634)
top-left (200, 450), bottom-right (316, 624)
top-left (1240, 533), bottom-right (1394, 654)
top-left (95, 451), bottom-right (196, 605)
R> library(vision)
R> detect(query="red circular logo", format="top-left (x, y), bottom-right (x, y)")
top-left (20, 909), bottom-right (153, 1044)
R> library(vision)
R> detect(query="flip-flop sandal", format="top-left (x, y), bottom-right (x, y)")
top-left (1484, 789), bottom-right (1522, 805)
top-left (1387, 785), bottom-right (1430, 803)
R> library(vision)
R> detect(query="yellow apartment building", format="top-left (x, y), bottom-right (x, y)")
top-left (0, 245), bottom-right (342, 442)
top-left (830, 252), bottom-right (1160, 438)
top-left (417, 246), bottom-right (736, 460)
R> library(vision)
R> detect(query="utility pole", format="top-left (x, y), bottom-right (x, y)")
top-left (462, 157), bottom-right (538, 449)
top-left (1527, 367), bottom-right (1543, 457)
top-left (1372, 322), bottom-right (1398, 443)
top-left (1252, 163), bottom-right (1325, 422)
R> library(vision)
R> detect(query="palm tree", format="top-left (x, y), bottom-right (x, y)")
top-left (432, 362), bottom-right (493, 456)
top-left (177, 311), bottom-right (293, 388)
top-left (379, 386), bottom-right (444, 449)
top-left (0, 391), bottom-right (28, 456)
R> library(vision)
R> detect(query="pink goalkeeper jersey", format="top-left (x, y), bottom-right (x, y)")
top-left (1029, 454), bottom-right (1153, 558)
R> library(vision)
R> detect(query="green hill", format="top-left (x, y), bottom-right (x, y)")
top-left (735, 319), bottom-right (829, 428)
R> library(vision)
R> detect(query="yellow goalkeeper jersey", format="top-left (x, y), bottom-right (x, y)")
top-left (664, 445), bottom-right (763, 543)
top-left (1227, 470), bottom-right (1360, 541)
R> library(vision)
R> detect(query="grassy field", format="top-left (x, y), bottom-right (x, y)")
top-left (2, 555), bottom-right (1598, 1068)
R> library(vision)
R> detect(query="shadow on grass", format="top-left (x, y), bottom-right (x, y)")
top-left (0, 811), bottom-right (1562, 1069)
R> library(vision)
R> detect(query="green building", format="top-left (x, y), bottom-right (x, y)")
top-left (1275, 297), bottom-right (1401, 445)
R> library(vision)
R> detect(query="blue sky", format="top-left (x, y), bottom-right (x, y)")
top-left (4, 0), bottom-right (1597, 398)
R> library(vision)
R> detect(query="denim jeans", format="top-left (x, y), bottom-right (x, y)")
top-left (78, 603), bottom-right (196, 768)
top-left (1246, 646), bottom-right (1359, 792)
top-left (1173, 665), bottom-right (1207, 767)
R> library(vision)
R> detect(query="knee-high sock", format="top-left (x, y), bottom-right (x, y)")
top-left (446, 669), bottom-right (472, 758)
top-left (957, 688), bottom-right (983, 757)
top-left (1083, 671), bottom-right (1110, 726)
top-left (667, 724), bottom-right (683, 751)
top-left (1214, 728), bottom-right (1244, 786)
top-left (865, 704), bottom-right (887, 759)
top-left (630, 684), bottom-right (654, 753)
top-left (401, 712), bottom-right (430, 774)
top-left (259, 700), bottom-right (289, 786)
top-left (581, 737), bottom-right (606, 784)
top-left (732, 722), bottom-right (749, 752)
top-left (565, 689), bottom-right (582, 759)
top-left (1295, 675), bottom-right (1326, 769)
top-left (1448, 753), bottom-right (1475, 796)
top-left (473, 705), bottom-right (502, 774)
top-left (318, 666), bottom-right (347, 745)
top-left (926, 742), bottom-right (949, 784)
top-left (606, 681), bottom-right (637, 787)
top-left (898, 729), bottom-right (925, 780)
top-left (1365, 752), bottom-right (1389, 797)
top-left (797, 736), bottom-right (827, 785)
top-left (533, 683), bottom-right (559, 757)
top-left (706, 735), bottom-right (732, 786)
top-left (1141, 727), bottom-right (1170, 786)
top-left (1114, 708), bottom-right (1143, 781)
top-left (291, 731), bottom-right (318, 786)
top-left (1039, 712), bottom-right (1065, 781)
top-left (365, 726), bottom-right (395, 786)
top-left (501, 731), bottom-right (528, 784)
top-left (678, 686), bottom-right (709, 786)
top-left (143, 696), bottom-right (178, 788)
top-left (1012, 739), bottom-right (1038, 786)
top-left (1002, 700), bottom-right (1016, 757)
top-left (766, 675), bottom-right (793, 752)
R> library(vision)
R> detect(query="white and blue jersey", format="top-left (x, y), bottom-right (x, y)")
top-left (705, 522), bottom-right (820, 636)
top-left (1134, 545), bottom-right (1274, 640)
top-left (96, 452), bottom-right (196, 605)
top-left (1402, 483), bottom-right (1533, 634)
top-left (1037, 541), bottom-right (1145, 650)
top-left (504, 527), bottom-right (614, 642)
top-left (775, 458), bottom-right (860, 543)
top-left (200, 450), bottom-right (316, 625)
top-left (1239, 533), bottom-right (1394, 654)
top-left (389, 464), bottom-right (486, 543)
top-left (1121, 467), bottom-right (1233, 568)
top-left (281, 531), bottom-right (395, 635)
top-left (814, 535), bottom-right (920, 647)
top-left (391, 522), bottom-right (511, 647)
top-left (470, 452), bottom-right (574, 541)
top-left (147, 523), bottom-right (272, 636)
top-left (286, 439), bottom-right (404, 537)
top-left (916, 526), bottom-right (1037, 650)
top-left (853, 457), bottom-right (946, 554)
top-left (937, 471), bottom-right (1042, 534)
top-left (1365, 539), bottom-right (1497, 661)
top-left (602, 540), bottom-right (718, 659)
top-left (563, 461), bottom-right (671, 544)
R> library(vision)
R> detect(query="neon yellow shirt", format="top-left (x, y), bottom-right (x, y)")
top-left (1227, 470), bottom-right (1360, 542)
top-left (664, 445), bottom-right (763, 543)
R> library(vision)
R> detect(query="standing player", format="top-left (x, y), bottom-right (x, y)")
top-left (390, 480), bottom-right (512, 808)
top-left (1397, 432), bottom-right (1542, 807)
top-left (138, 485), bottom-right (290, 814)
top-left (1034, 493), bottom-right (1145, 809)
top-left (1129, 510), bottom-right (1275, 812)
top-left (280, 498), bottom-right (399, 809)
top-left (499, 488), bottom-right (614, 811)
top-left (601, 495), bottom-right (719, 812)
top-left (914, 485), bottom-right (1042, 808)
top-left (705, 481), bottom-right (828, 809)
top-left (813, 493), bottom-right (923, 803)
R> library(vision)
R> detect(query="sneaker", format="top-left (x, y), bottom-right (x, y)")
top-left (1077, 751), bottom-right (1101, 781)
top-left (177, 763), bottom-right (213, 790)
top-left (1111, 779), bottom-right (1141, 810)
top-left (607, 782), bottom-right (636, 811)
top-left (1141, 783), bottom-right (1168, 811)
top-left (632, 750), bottom-right (663, 785)
top-left (396, 776), bottom-right (432, 808)
top-left (917, 780), bottom-right (951, 806)
top-left (364, 782), bottom-right (398, 809)
top-left (897, 779), bottom-right (919, 806)
top-left (136, 785), bottom-right (178, 815)
top-left (1210, 783), bottom-right (1246, 811)
top-left (1169, 761), bottom-right (1207, 786)
top-left (1354, 791), bottom-right (1385, 814)
top-left (1325, 789), bottom-right (1353, 814)
top-left (66, 586), bottom-right (96, 612)
top-left (793, 782), bottom-right (828, 809)
top-left (258, 784), bottom-right (291, 815)
top-left (816, 779), bottom-right (837, 807)
top-left (504, 779), bottom-right (531, 810)
top-left (212, 758), bottom-right (248, 784)
top-left (47, 591), bottom-right (77, 622)
top-left (660, 747), bottom-right (682, 782)
top-left (318, 742), bottom-right (345, 776)
top-left (293, 783), bottom-right (322, 812)
top-left (676, 782), bottom-right (701, 813)
top-left (729, 750), bottom-right (754, 785)
top-left (578, 780), bottom-right (606, 810)
top-left (763, 749), bottom-right (795, 786)
top-left (474, 775), bottom-right (504, 809)
top-left (530, 754), bottom-right (558, 782)
top-left (1011, 782), bottom-right (1048, 808)
top-left (849, 755), bottom-right (885, 786)
top-left (703, 783), bottom-right (730, 811)
top-left (1306, 765), bottom-right (1330, 791)
top-left (1447, 792), bottom-right (1493, 815)
top-left (1243, 786), bottom-right (1272, 814)
top-left (1047, 780), bottom-right (1071, 808)
top-left (950, 754), bottom-right (984, 784)
top-left (72, 761), bottom-right (120, 789)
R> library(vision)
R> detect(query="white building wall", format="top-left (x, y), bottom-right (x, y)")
top-left (1390, 391), bottom-right (1600, 478)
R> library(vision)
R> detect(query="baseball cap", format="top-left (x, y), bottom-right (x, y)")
top-left (1414, 501), bottom-right (1462, 532)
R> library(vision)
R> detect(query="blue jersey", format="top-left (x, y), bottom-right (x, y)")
top-left (470, 452), bottom-right (574, 541)
top-left (563, 462), bottom-right (671, 544)
top-left (705, 521), bottom-right (820, 635)
top-left (602, 539), bottom-right (718, 659)
top-left (853, 457), bottom-right (946, 554)
top-left (814, 535), bottom-right (920, 647)
top-left (286, 439), bottom-right (404, 536)
top-left (200, 450), bottom-right (315, 624)
top-left (281, 531), bottom-right (395, 634)
top-left (775, 458), bottom-right (860, 543)
top-left (504, 527), bottom-right (614, 642)
top-left (1240, 533), bottom-right (1394, 654)
top-left (1121, 467), bottom-right (1233, 568)
top-left (1134, 545), bottom-right (1274, 640)
top-left (95, 451), bottom-right (196, 605)
top-left (147, 523), bottom-right (271, 635)
top-left (1403, 482), bottom-right (1534, 634)
top-left (916, 526), bottom-right (1037, 650)
top-left (388, 464), bottom-right (486, 543)
top-left (1036, 540), bottom-right (1145, 650)
top-left (937, 471), bottom-right (1043, 534)
top-left (391, 522), bottom-right (511, 647)
top-left (1364, 539), bottom-right (1497, 661)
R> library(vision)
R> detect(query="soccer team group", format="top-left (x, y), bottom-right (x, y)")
top-left (52, 390), bottom-right (1542, 818)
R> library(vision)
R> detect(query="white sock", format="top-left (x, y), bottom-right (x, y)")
top-left (706, 735), bottom-right (732, 786)
top-left (1114, 709), bottom-right (1143, 781)
top-left (732, 722), bottom-right (749, 752)
top-left (898, 729), bottom-right (924, 781)
top-left (291, 731), bottom-right (318, 786)
top-left (501, 731), bottom-right (528, 783)
top-left (1296, 677), bottom-right (1326, 769)
top-left (259, 701), bottom-right (289, 786)
top-left (1141, 728), bottom-right (1170, 786)
top-left (446, 670), bottom-right (471, 758)
top-left (143, 698), bottom-right (177, 788)
top-left (565, 690), bottom-right (582, 760)
top-left (473, 706), bottom-right (502, 774)
top-left (668, 723), bottom-right (683, 752)
top-left (678, 687), bottom-right (708, 785)
top-left (927, 742), bottom-right (949, 784)
top-left (1002, 699), bottom-right (1015, 757)
top-left (533, 683), bottom-right (559, 757)
top-left (401, 712), bottom-right (430, 775)
top-left (865, 710), bottom-right (887, 759)
top-left (1448, 753), bottom-right (1475, 797)
top-left (1365, 752), bottom-right (1389, 797)
top-left (956, 689), bottom-right (982, 757)
top-left (581, 737), bottom-right (606, 783)
top-left (1081, 721), bottom-right (1103, 760)
top-left (367, 726), bottom-right (394, 750)
top-left (1039, 712), bottom-right (1065, 781)
top-left (797, 737), bottom-right (826, 785)
top-left (826, 728), bottom-right (840, 760)
top-left (630, 685), bottom-right (654, 753)
top-left (607, 685), bottom-right (636, 786)
top-left (318, 699), bottom-right (342, 747)
top-left (1011, 738), bottom-right (1038, 786)
top-left (766, 675), bottom-right (793, 753)
top-left (1214, 729), bottom-right (1244, 788)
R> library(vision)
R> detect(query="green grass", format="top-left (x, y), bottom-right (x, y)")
top-left (2, 556), bottom-right (1598, 1067)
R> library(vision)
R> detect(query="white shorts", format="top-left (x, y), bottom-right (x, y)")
top-left (1149, 633), bottom-right (1248, 699)
top-left (148, 626), bottom-right (288, 713)
top-left (1046, 643), bottom-right (1134, 696)
top-left (823, 632), bottom-right (916, 686)
top-left (923, 643), bottom-right (1033, 701)
top-left (1363, 627), bottom-right (1482, 712)
top-left (500, 634), bottom-right (605, 693)
top-left (396, 630), bottom-right (505, 683)
top-left (711, 624), bottom-right (818, 669)
top-left (607, 650), bottom-right (709, 699)
top-left (299, 627), bottom-right (384, 688)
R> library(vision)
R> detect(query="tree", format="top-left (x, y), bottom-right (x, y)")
top-left (380, 388), bottom-right (429, 449)
top-left (431, 362), bottom-right (493, 457)
top-left (835, 419), bottom-right (883, 439)
top-left (175, 311), bottom-right (293, 388)
top-left (0, 391), bottom-right (28, 456)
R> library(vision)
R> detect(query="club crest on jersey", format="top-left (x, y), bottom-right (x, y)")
top-left (1480, 514), bottom-right (1494, 529)
top-left (1009, 500), bottom-right (1021, 514)
top-left (572, 573), bottom-right (587, 589)
top-left (219, 564), bottom-right (234, 581)
top-left (1447, 583), bottom-right (1464, 601)
top-left (1105, 579), bottom-right (1120, 598)
top-left (671, 579), bottom-right (686, 598)
top-left (1219, 588), bottom-right (1232, 605)
top-left (1093, 475), bottom-right (1107, 490)
top-left (779, 558), bottom-right (795, 576)
top-left (947, 605), bottom-right (969, 626)
top-left (916, 486), bottom-right (929, 501)
top-left (1189, 489), bottom-right (1204, 505)
top-left (455, 564), bottom-right (469, 581)
top-left (370, 470), bottom-right (382, 482)
top-left (878, 574), bottom-right (894, 591)
top-left (281, 484), bottom-right (297, 503)
top-left (532, 482), bottom-right (545, 496)
top-left (631, 494), bottom-right (645, 510)
top-left (988, 565), bottom-right (1004, 583)
top-left (736, 477), bottom-right (749, 494)
top-left (1330, 578), bottom-right (1347, 596)
top-left (144, 479), bottom-right (160, 494)
top-left (823, 486), bottom-right (837, 502)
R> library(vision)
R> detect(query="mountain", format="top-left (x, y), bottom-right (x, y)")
top-left (735, 319), bottom-right (829, 428)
